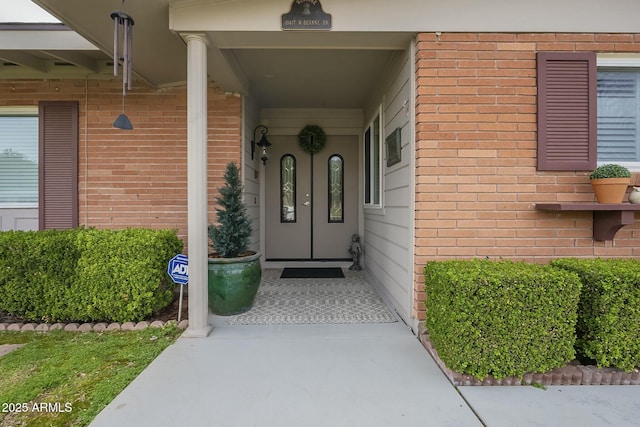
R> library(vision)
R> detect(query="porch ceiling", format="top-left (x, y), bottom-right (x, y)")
top-left (28, 0), bottom-right (413, 109)
top-left (228, 48), bottom-right (396, 109)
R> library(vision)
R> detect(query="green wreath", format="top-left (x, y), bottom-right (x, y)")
top-left (298, 125), bottom-right (327, 154)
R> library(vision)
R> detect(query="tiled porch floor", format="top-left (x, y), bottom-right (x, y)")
top-left (223, 268), bottom-right (399, 325)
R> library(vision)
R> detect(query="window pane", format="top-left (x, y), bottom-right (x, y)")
top-left (280, 155), bottom-right (296, 223)
top-left (328, 155), bottom-right (344, 223)
top-left (597, 71), bottom-right (640, 162)
top-left (372, 115), bottom-right (381, 205)
top-left (364, 111), bottom-right (382, 207)
top-left (0, 116), bottom-right (38, 203)
top-left (364, 128), bottom-right (371, 204)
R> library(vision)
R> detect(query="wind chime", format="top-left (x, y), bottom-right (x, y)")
top-left (111, 6), bottom-right (134, 130)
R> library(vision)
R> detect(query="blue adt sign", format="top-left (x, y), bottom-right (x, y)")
top-left (168, 254), bottom-right (188, 285)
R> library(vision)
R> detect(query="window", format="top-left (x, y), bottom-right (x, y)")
top-left (597, 68), bottom-right (640, 164)
top-left (0, 108), bottom-right (38, 205)
top-left (537, 52), bottom-right (640, 171)
top-left (364, 108), bottom-right (382, 206)
top-left (0, 103), bottom-right (78, 230)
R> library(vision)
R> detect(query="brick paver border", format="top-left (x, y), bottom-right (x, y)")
top-left (0, 319), bottom-right (189, 333)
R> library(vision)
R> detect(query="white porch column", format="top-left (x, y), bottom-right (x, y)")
top-left (183, 33), bottom-right (213, 337)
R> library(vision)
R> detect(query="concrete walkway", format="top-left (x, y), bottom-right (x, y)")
top-left (89, 317), bottom-right (640, 427)
top-left (460, 385), bottom-right (640, 426)
top-left (89, 318), bottom-right (480, 427)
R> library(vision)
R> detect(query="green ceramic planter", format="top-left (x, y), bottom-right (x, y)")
top-left (207, 252), bottom-right (262, 316)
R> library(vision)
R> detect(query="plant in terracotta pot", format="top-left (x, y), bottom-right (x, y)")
top-left (207, 162), bottom-right (261, 315)
top-left (589, 163), bottom-right (631, 204)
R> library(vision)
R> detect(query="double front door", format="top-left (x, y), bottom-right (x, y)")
top-left (265, 135), bottom-right (358, 260)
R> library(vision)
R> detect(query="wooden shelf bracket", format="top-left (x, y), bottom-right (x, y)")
top-left (535, 203), bottom-right (640, 241)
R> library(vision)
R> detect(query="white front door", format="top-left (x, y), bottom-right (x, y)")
top-left (265, 135), bottom-right (358, 260)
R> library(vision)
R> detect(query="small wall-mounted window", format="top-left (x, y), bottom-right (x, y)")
top-left (364, 107), bottom-right (382, 207)
top-left (280, 154), bottom-right (296, 223)
top-left (328, 154), bottom-right (344, 223)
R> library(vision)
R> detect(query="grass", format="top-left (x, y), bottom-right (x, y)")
top-left (0, 326), bottom-right (182, 427)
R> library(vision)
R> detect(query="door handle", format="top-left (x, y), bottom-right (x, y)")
top-left (302, 201), bottom-right (311, 207)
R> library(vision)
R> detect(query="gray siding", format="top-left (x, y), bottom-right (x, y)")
top-left (363, 45), bottom-right (415, 325)
top-left (243, 96), bottom-right (261, 253)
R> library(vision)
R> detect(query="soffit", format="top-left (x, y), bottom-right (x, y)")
top-left (0, 24), bottom-right (112, 78)
top-left (170, 0), bottom-right (640, 33)
top-left (22, 0), bottom-right (640, 109)
top-left (33, 0), bottom-right (185, 87)
top-left (229, 48), bottom-right (396, 109)
top-left (18, 1), bottom-right (640, 108)
top-left (32, 0), bottom-right (414, 109)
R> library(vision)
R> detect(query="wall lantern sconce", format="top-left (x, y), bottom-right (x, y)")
top-left (252, 125), bottom-right (271, 165)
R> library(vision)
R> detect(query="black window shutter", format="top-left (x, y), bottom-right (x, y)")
top-left (38, 101), bottom-right (79, 230)
top-left (537, 52), bottom-right (597, 171)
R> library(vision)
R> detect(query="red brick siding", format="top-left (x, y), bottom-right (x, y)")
top-left (414, 33), bottom-right (640, 320)
top-left (0, 79), bottom-right (241, 246)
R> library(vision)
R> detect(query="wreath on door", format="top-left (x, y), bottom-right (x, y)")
top-left (298, 125), bottom-right (327, 154)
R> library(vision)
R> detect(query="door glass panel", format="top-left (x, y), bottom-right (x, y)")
top-left (328, 154), bottom-right (344, 223)
top-left (281, 155), bottom-right (296, 223)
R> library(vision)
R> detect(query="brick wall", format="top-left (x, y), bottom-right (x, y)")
top-left (0, 79), bottom-right (242, 246)
top-left (414, 33), bottom-right (640, 320)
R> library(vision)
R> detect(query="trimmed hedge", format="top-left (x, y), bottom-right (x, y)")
top-left (0, 228), bottom-right (182, 323)
top-left (551, 258), bottom-right (640, 371)
top-left (424, 259), bottom-right (582, 380)
top-left (0, 229), bottom-right (80, 321)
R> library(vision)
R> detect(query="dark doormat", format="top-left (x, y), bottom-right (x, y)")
top-left (280, 267), bottom-right (345, 279)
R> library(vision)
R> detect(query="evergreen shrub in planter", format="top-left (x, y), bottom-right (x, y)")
top-left (551, 257), bottom-right (640, 371)
top-left (208, 162), bottom-right (261, 315)
top-left (424, 259), bottom-right (582, 380)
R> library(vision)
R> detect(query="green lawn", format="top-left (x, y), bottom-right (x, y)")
top-left (0, 326), bottom-right (182, 427)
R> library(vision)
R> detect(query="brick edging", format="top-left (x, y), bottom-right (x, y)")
top-left (418, 323), bottom-right (640, 386)
top-left (0, 319), bottom-right (189, 333)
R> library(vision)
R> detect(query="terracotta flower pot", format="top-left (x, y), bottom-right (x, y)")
top-left (590, 178), bottom-right (630, 204)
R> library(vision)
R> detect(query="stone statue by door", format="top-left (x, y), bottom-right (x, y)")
top-left (348, 234), bottom-right (362, 270)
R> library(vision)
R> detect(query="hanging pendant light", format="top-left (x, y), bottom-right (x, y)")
top-left (111, 6), bottom-right (134, 130)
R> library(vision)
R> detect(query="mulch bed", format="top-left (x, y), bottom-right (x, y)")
top-left (418, 323), bottom-right (640, 386)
